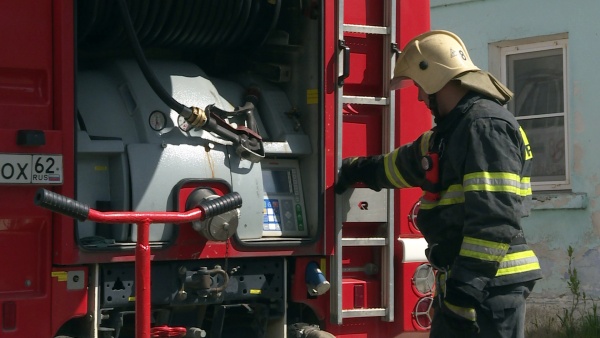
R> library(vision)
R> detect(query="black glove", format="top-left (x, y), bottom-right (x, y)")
top-left (334, 157), bottom-right (359, 194)
top-left (439, 278), bottom-right (481, 334)
top-left (334, 156), bottom-right (384, 194)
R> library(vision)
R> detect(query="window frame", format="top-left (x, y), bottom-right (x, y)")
top-left (490, 35), bottom-right (569, 191)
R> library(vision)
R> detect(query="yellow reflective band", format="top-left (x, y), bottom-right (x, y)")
top-left (521, 177), bottom-right (532, 195)
top-left (463, 237), bottom-right (510, 251)
top-left (494, 250), bottom-right (541, 276)
top-left (419, 198), bottom-right (438, 210)
top-left (496, 262), bottom-right (541, 277)
top-left (419, 184), bottom-right (464, 210)
top-left (465, 183), bottom-right (531, 196)
top-left (460, 237), bottom-right (510, 262)
top-left (384, 149), bottom-right (410, 188)
top-left (420, 131), bottom-right (433, 156)
top-left (463, 172), bottom-right (532, 197)
top-left (444, 300), bottom-right (477, 322)
top-left (502, 250), bottom-right (537, 262)
top-left (460, 249), bottom-right (504, 262)
top-left (519, 126), bottom-right (533, 160)
top-left (464, 172), bottom-right (520, 181)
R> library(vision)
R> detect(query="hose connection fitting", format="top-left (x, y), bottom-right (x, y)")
top-left (186, 106), bottom-right (208, 128)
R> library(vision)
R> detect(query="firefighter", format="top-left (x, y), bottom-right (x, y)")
top-left (334, 30), bottom-right (542, 338)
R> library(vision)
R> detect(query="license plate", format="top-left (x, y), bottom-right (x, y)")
top-left (0, 154), bottom-right (63, 184)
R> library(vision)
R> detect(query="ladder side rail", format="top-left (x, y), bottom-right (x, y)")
top-left (332, 0), bottom-right (346, 326)
top-left (381, 0), bottom-right (397, 323)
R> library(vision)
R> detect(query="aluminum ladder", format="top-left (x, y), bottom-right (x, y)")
top-left (331, 0), bottom-right (398, 325)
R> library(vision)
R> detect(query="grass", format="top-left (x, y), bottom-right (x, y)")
top-left (526, 246), bottom-right (600, 338)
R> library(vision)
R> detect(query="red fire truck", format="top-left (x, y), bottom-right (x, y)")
top-left (0, 0), bottom-right (433, 337)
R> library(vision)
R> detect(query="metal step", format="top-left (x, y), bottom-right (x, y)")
top-left (342, 95), bottom-right (389, 106)
top-left (343, 24), bottom-right (389, 35)
top-left (342, 237), bottom-right (387, 246)
top-left (342, 308), bottom-right (387, 318)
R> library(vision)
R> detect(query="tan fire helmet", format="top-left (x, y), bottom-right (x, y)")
top-left (391, 30), bottom-right (513, 104)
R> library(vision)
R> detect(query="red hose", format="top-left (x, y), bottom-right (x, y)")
top-left (150, 326), bottom-right (187, 338)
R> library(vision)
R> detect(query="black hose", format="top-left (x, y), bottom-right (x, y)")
top-left (223, 0), bottom-right (253, 47)
top-left (115, 0), bottom-right (193, 117)
top-left (141, 1), bottom-right (171, 45)
top-left (198, 192), bottom-right (243, 219)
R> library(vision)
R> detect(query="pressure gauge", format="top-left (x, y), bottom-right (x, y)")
top-left (178, 115), bottom-right (191, 132)
top-left (149, 110), bottom-right (167, 131)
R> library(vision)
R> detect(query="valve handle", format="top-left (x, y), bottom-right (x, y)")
top-left (197, 192), bottom-right (243, 219)
top-left (34, 189), bottom-right (242, 222)
top-left (34, 188), bottom-right (90, 221)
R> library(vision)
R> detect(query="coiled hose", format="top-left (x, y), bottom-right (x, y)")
top-left (77, 0), bottom-right (281, 51)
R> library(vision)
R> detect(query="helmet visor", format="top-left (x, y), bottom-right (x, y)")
top-left (390, 76), bottom-right (414, 90)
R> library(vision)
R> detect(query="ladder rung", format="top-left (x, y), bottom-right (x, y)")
top-left (342, 308), bottom-right (386, 318)
top-left (342, 95), bottom-right (388, 106)
top-left (342, 237), bottom-right (387, 246)
top-left (343, 24), bottom-right (389, 35)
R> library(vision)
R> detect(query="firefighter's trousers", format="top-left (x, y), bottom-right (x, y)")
top-left (429, 281), bottom-right (535, 338)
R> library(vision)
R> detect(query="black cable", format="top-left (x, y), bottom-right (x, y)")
top-left (115, 0), bottom-right (192, 117)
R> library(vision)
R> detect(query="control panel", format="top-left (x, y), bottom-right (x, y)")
top-left (261, 159), bottom-right (307, 237)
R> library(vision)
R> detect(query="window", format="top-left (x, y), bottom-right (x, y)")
top-left (495, 36), bottom-right (568, 190)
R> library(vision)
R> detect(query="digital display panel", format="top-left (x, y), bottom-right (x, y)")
top-left (262, 169), bottom-right (291, 194)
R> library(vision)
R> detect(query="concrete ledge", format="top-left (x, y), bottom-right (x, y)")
top-left (431, 0), bottom-right (482, 8)
top-left (531, 192), bottom-right (588, 210)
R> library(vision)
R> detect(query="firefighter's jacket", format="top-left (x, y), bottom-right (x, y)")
top-left (359, 91), bottom-right (543, 293)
